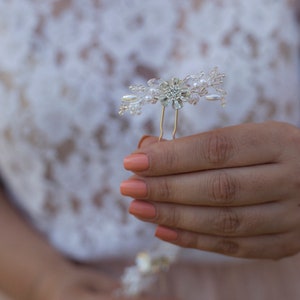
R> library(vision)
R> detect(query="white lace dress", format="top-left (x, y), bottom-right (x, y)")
top-left (0, 0), bottom-right (299, 298)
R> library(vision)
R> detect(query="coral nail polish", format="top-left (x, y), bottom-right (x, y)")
top-left (120, 180), bottom-right (147, 198)
top-left (155, 226), bottom-right (178, 241)
top-left (129, 200), bottom-right (156, 219)
top-left (123, 153), bottom-right (149, 171)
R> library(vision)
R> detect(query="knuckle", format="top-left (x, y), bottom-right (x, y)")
top-left (149, 177), bottom-right (173, 201)
top-left (202, 131), bottom-right (234, 165)
top-left (214, 239), bottom-right (239, 256)
top-left (209, 171), bottom-right (238, 204)
top-left (289, 163), bottom-right (300, 193)
top-left (162, 147), bottom-right (180, 173)
top-left (273, 121), bottom-right (300, 161)
top-left (284, 124), bottom-right (300, 151)
top-left (281, 126), bottom-right (300, 190)
top-left (291, 171), bottom-right (300, 192)
top-left (159, 205), bottom-right (181, 227)
top-left (178, 232), bottom-right (198, 249)
top-left (212, 208), bottom-right (240, 234)
top-left (274, 234), bottom-right (299, 260)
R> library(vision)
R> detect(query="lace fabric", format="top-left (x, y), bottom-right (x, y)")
top-left (0, 0), bottom-right (299, 261)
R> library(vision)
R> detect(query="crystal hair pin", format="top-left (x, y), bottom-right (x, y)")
top-left (119, 67), bottom-right (226, 140)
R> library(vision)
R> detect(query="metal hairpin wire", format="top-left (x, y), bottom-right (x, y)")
top-left (158, 107), bottom-right (178, 141)
top-left (119, 67), bottom-right (226, 140)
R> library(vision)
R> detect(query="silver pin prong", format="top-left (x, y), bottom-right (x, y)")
top-left (159, 106), bottom-right (165, 141)
top-left (172, 109), bottom-right (178, 140)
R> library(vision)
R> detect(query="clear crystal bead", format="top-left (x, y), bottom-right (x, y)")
top-left (206, 94), bottom-right (222, 101)
top-left (188, 93), bottom-right (200, 105)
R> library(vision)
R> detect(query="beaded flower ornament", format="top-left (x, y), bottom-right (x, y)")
top-left (119, 67), bottom-right (226, 140)
top-left (118, 67), bottom-right (226, 297)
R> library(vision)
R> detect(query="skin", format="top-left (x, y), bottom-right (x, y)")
top-left (0, 189), bottom-right (170, 300)
top-left (121, 121), bottom-right (300, 260)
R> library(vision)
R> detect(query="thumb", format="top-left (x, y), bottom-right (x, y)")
top-left (138, 135), bottom-right (167, 149)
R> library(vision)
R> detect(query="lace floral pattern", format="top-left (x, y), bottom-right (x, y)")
top-left (0, 0), bottom-right (299, 260)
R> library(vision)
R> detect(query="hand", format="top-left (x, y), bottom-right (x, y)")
top-left (121, 121), bottom-right (300, 260)
top-left (32, 261), bottom-right (118, 300)
top-left (33, 261), bottom-right (166, 300)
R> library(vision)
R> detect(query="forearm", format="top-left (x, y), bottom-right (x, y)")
top-left (0, 188), bottom-right (70, 300)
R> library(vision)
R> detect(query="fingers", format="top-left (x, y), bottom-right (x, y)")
top-left (124, 122), bottom-right (289, 176)
top-left (129, 199), bottom-right (297, 237)
top-left (155, 227), bottom-right (298, 260)
top-left (137, 135), bottom-right (161, 148)
top-left (121, 164), bottom-right (291, 206)
top-left (122, 122), bottom-right (300, 260)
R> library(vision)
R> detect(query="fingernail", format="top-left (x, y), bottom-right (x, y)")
top-left (129, 200), bottom-right (156, 219)
top-left (120, 180), bottom-right (147, 198)
top-left (155, 226), bottom-right (178, 241)
top-left (123, 154), bottom-right (149, 172)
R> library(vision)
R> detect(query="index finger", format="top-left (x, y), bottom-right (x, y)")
top-left (124, 121), bottom-right (287, 176)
